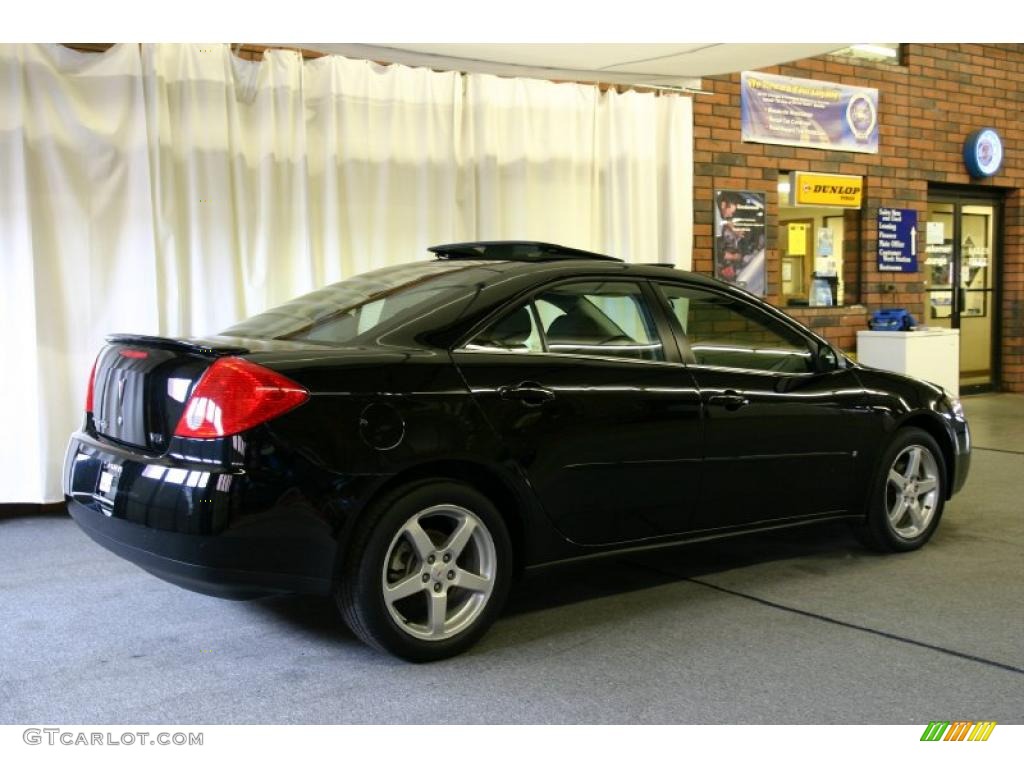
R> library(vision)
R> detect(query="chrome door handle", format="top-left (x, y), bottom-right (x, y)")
top-left (498, 381), bottom-right (556, 406)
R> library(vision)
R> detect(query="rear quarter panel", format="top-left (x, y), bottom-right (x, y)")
top-left (250, 348), bottom-right (563, 569)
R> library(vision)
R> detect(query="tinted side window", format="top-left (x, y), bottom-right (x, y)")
top-left (223, 261), bottom-right (482, 344)
top-left (465, 305), bottom-right (544, 353)
top-left (660, 284), bottom-right (813, 373)
top-left (466, 281), bottom-right (665, 362)
top-left (536, 281), bottom-right (665, 362)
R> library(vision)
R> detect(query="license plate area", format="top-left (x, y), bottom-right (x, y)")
top-left (95, 462), bottom-right (123, 510)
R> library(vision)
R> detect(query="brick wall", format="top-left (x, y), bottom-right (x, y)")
top-left (692, 44), bottom-right (1024, 391)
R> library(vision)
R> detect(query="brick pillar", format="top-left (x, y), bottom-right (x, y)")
top-left (1003, 189), bottom-right (1024, 391)
top-left (843, 208), bottom-right (861, 304)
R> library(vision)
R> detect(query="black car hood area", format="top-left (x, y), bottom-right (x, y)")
top-left (855, 363), bottom-right (948, 400)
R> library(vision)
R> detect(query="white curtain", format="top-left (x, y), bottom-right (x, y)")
top-left (304, 56), bottom-right (466, 282)
top-left (0, 44), bottom-right (159, 506)
top-left (465, 74), bottom-right (600, 245)
top-left (466, 75), bottom-right (692, 262)
top-left (0, 43), bottom-right (693, 503)
top-left (143, 45), bottom-right (315, 335)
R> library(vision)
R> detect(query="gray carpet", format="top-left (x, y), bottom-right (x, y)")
top-left (1, 394), bottom-right (1021, 723)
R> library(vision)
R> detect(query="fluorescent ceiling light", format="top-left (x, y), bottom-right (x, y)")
top-left (844, 44), bottom-right (899, 61)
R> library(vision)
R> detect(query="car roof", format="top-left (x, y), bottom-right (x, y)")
top-left (397, 251), bottom-right (819, 351)
top-left (426, 241), bottom-right (720, 286)
top-left (432, 252), bottom-right (728, 289)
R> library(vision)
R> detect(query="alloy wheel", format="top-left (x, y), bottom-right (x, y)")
top-left (381, 504), bottom-right (497, 641)
top-left (885, 444), bottom-right (940, 540)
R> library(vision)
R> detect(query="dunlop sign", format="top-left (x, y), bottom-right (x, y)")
top-left (790, 172), bottom-right (863, 208)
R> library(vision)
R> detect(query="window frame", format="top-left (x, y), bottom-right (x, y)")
top-left (458, 276), bottom-right (685, 367)
top-left (651, 280), bottom-right (825, 377)
top-left (461, 302), bottom-right (547, 355)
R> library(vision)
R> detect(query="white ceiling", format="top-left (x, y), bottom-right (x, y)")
top-left (300, 43), bottom-right (849, 87)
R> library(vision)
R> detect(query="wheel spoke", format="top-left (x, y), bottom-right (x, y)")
top-left (455, 570), bottom-right (491, 593)
top-left (888, 497), bottom-right (908, 525)
top-left (888, 469), bottom-right (906, 489)
top-left (384, 574), bottom-right (425, 604)
top-left (444, 516), bottom-right (477, 559)
top-left (905, 447), bottom-right (922, 480)
top-left (907, 500), bottom-right (924, 530)
top-left (427, 591), bottom-right (448, 636)
top-left (402, 519), bottom-right (435, 560)
top-left (917, 477), bottom-right (938, 495)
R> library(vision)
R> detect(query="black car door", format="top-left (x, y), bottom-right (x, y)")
top-left (452, 278), bottom-right (703, 547)
top-left (655, 281), bottom-right (868, 532)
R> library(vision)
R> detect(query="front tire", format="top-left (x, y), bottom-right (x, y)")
top-left (337, 479), bottom-right (512, 661)
top-left (857, 427), bottom-right (946, 552)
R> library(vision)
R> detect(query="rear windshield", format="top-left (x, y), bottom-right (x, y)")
top-left (221, 261), bottom-right (485, 345)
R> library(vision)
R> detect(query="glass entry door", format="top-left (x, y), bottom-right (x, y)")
top-left (923, 195), bottom-right (1000, 390)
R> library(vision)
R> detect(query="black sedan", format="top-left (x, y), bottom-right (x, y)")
top-left (64, 241), bottom-right (971, 661)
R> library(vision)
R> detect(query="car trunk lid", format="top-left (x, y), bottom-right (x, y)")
top-left (90, 335), bottom-right (249, 452)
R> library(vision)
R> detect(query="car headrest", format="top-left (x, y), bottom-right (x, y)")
top-left (482, 306), bottom-right (533, 346)
top-left (546, 310), bottom-right (608, 343)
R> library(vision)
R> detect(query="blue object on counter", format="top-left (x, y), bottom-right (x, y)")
top-left (870, 308), bottom-right (917, 331)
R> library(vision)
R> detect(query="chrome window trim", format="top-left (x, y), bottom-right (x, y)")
top-left (453, 346), bottom-right (686, 369)
top-left (460, 331), bottom-right (815, 376)
top-left (681, 362), bottom-right (817, 379)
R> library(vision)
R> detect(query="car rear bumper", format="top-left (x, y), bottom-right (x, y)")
top-left (64, 432), bottom-right (336, 599)
top-left (67, 498), bottom-right (332, 599)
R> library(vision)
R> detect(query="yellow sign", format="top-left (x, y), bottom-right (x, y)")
top-left (790, 172), bottom-right (863, 208)
top-left (787, 223), bottom-right (807, 255)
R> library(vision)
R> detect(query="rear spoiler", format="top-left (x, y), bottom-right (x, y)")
top-left (105, 334), bottom-right (250, 357)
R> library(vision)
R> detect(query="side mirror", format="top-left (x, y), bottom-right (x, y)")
top-left (816, 343), bottom-right (841, 372)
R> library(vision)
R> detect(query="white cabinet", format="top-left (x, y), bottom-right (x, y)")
top-left (856, 329), bottom-right (960, 396)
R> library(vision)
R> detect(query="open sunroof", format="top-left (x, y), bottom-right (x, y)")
top-left (428, 241), bottom-right (622, 263)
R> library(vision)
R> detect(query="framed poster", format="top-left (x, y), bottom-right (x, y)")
top-left (714, 190), bottom-right (766, 295)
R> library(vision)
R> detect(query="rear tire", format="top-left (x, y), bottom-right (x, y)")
top-left (336, 479), bottom-right (512, 662)
top-left (856, 427), bottom-right (946, 553)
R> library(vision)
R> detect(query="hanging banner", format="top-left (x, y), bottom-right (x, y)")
top-left (714, 190), bottom-right (766, 295)
top-left (877, 207), bottom-right (918, 273)
top-left (741, 72), bottom-right (879, 154)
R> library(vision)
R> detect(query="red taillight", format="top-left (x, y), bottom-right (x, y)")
top-left (85, 355), bottom-right (99, 413)
top-left (119, 348), bottom-right (149, 359)
top-left (173, 357), bottom-right (309, 439)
